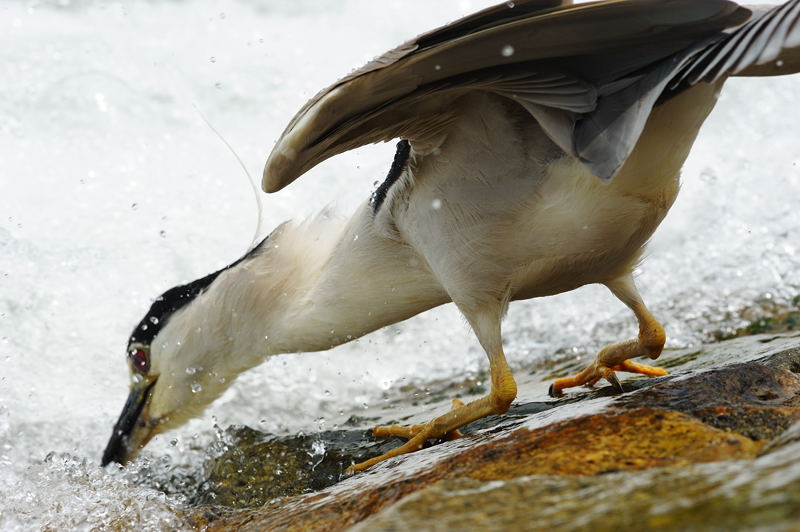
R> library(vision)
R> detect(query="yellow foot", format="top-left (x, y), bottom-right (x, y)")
top-left (371, 399), bottom-right (465, 440)
top-left (548, 359), bottom-right (668, 398)
top-left (345, 341), bottom-right (518, 475)
top-left (612, 359), bottom-right (669, 377)
top-left (346, 399), bottom-right (468, 474)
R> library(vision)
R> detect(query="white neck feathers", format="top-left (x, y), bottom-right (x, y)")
top-left (193, 203), bottom-right (448, 368)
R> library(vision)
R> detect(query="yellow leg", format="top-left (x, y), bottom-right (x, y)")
top-left (348, 313), bottom-right (516, 473)
top-left (549, 275), bottom-right (668, 398)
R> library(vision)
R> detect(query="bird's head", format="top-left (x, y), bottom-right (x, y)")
top-left (101, 265), bottom-right (250, 467)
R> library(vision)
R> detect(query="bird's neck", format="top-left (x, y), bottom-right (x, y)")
top-left (211, 202), bottom-right (448, 363)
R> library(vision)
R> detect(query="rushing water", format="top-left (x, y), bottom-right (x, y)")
top-left (1, 0), bottom-right (798, 529)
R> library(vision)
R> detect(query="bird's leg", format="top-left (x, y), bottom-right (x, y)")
top-left (549, 274), bottom-right (668, 397)
top-left (347, 313), bottom-right (516, 473)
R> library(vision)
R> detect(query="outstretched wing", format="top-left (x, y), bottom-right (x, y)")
top-left (263, 0), bottom-right (776, 193)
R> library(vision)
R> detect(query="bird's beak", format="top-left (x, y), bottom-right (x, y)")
top-left (101, 377), bottom-right (159, 466)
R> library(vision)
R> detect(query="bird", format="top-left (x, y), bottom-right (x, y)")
top-left (102, 0), bottom-right (800, 472)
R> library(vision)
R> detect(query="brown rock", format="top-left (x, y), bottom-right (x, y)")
top-left (457, 408), bottom-right (758, 480)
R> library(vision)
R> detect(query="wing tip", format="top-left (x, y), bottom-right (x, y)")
top-left (262, 148), bottom-right (297, 193)
top-left (261, 174), bottom-right (282, 194)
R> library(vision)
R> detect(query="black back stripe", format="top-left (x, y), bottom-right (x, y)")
top-left (370, 139), bottom-right (411, 213)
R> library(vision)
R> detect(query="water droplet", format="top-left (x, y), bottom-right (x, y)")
top-left (311, 440), bottom-right (325, 456)
top-left (209, 56), bottom-right (216, 63)
top-left (501, 45), bottom-right (515, 57)
top-left (434, 64), bottom-right (441, 71)
top-left (431, 198), bottom-right (442, 209)
top-left (95, 92), bottom-right (108, 113)
top-left (170, 438), bottom-right (178, 446)
top-left (131, 203), bottom-right (138, 210)
top-left (191, 382), bottom-right (202, 393)
top-left (149, 316), bottom-right (159, 325)
top-left (185, 367), bottom-right (197, 375)
top-left (506, 1), bottom-right (515, 7)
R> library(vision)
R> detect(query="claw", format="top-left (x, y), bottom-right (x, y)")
top-left (548, 383), bottom-right (564, 398)
top-left (605, 371), bottom-right (624, 394)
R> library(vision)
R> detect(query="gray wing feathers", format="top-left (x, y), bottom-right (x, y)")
top-left (564, 0), bottom-right (800, 180)
top-left (490, 73), bottom-right (597, 113)
top-left (575, 47), bottom-right (711, 180)
top-left (274, 0), bottom-right (569, 142)
top-left (263, 0), bottom-right (757, 192)
top-left (568, 0), bottom-right (800, 180)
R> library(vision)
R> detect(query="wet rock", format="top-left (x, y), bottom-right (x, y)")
top-left (454, 408), bottom-right (758, 480)
top-left (194, 333), bottom-right (800, 531)
top-left (195, 427), bottom-right (415, 507)
top-left (615, 362), bottom-right (800, 441)
top-left (351, 434), bottom-right (800, 532)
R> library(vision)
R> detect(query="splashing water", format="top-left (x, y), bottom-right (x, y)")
top-left (1, 0), bottom-right (798, 528)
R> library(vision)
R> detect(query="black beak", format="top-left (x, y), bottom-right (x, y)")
top-left (101, 378), bottom-right (157, 467)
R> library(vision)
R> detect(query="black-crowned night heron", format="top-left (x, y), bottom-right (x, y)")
top-left (102, 0), bottom-right (800, 472)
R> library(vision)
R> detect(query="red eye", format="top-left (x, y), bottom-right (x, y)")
top-left (129, 347), bottom-right (149, 372)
